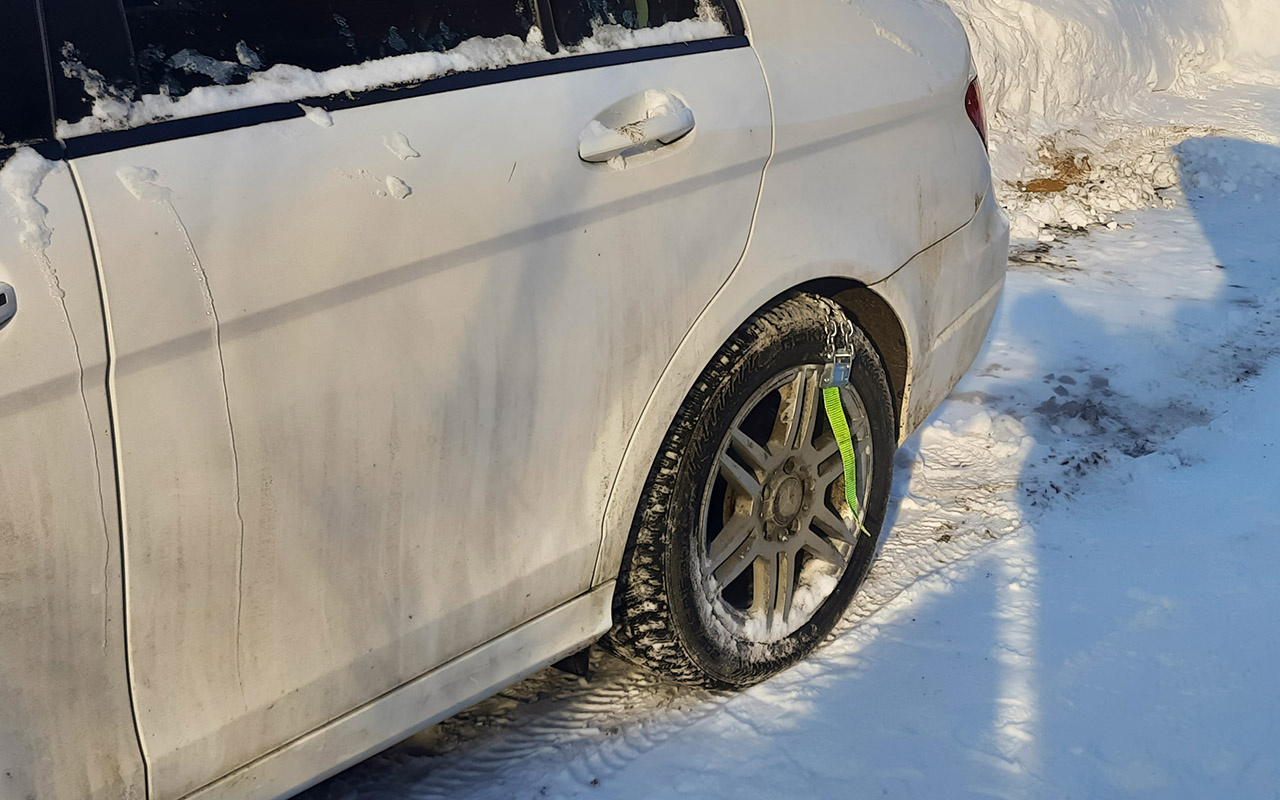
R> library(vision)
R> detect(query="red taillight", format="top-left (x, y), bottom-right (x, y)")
top-left (965, 77), bottom-right (988, 150)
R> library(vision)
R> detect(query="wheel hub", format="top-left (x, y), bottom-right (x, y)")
top-left (762, 468), bottom-right (806, 528)
top-left (773, 476), bottom-right (803, 519)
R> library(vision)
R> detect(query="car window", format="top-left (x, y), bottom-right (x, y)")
top-left (120, 0), bottom-right (538, 100)
top-left (0, 0), bottom-right (52, 148)
top-left (550, 0), bottom-right (727, 47)
top-left (48, 0), bottom-right (735, 137)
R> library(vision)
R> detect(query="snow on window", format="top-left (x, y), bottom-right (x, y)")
top-left (55, 15), bottom-right (726, 138)
top-left (550, 0), bottom-right (728, 47)
top-left (562, 15), bottom-right (727, 55)
top-left (123, 0), bottom-right (539, 98)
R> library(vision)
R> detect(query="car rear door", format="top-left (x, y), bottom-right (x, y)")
top-left (49, 0), bottom-right (770, 795)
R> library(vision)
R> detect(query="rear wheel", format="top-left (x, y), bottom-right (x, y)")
top-left (602, 294), bottom-right (896, 688)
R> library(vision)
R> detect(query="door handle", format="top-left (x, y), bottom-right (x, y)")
top-left (0, 283), bottom-right (14, 330)
top-left (579, 90), bottom-right (696, 164)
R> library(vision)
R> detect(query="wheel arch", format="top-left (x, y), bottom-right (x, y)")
top-left (795, 278), bottom-right (910, 438)
top-left (592, 278), bottom-right (913, 600)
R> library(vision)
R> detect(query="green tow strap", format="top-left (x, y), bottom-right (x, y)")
top-left (822, 386), bottom-right (860, 523)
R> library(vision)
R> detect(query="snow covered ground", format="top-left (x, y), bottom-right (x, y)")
top-left (953, 0), bottom-right (1280, 240)
top-left (299, 15), bottom-right (1280, 800)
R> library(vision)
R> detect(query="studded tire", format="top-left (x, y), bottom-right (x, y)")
top-left (601, 293), bottom-right (897, 689)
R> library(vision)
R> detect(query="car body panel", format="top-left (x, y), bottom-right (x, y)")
top-left (875, 187), bottom-right (1009, 437)
top-left (740, 0), bottom-right (986, 284)
top-left (187, 583), bottom-right (613, 800)
top-left (0, 155), bottom-right (146, 800)
top-left (593, 179), bottom-right (1010, 591)
top-left (595, 0), bottom-right (1006, 585)
top-left (0, 0), bottom-right (1010, 795)
top-left (70, 45), bottom-right (769, 799)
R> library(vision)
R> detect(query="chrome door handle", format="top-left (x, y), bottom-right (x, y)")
top-left (579, 90), bottom-right (696, 164)
top-left (0, 283), bottom-right (14, 330)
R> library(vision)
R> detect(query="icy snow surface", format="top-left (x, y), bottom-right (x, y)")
top-left (301, 25), bottom-right (1280, 800)
top-left (0, 149), bottom-right (58, 252)
top-left (0, 149), bottom-right (67, 298)
top-left (299, 105), bottom-right (335, 128)
top-left (384, 132), bottom-right (421, 161)
top-left (116, 165), bottom-right (172, 203)
top-left (385, 176), bottom-right (412, 200)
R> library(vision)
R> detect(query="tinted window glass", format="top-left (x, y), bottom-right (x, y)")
top-left (0, 0), bottom-right (53, 146)
top-left (550, 0), bottom-right (722, 47)
top-left (120, 0), bottom-right (537, 98)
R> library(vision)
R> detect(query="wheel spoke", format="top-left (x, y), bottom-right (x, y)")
top-left (753, 551), bottom-right (779, 628)
top-left (811, 435), bottom-right (840, 465)
top-left (815, 444), bottom-right (844, 490)
top-left (770, 372), bottom-right (804, 453)
top-left (859, 442), bottom-right (874, 510)
top-left (728, 428), bottom-right (772, 475)
top-left (812, 504), bottom-right (857, 545)
top-left (846, 405), bottom-right (873, 443)
top-left (719, 451), bottom-right (762, 499)
top-left (773, 368), bottom-right (822, 453)
top-left (708, 514), bottom-right (757, 578)
top-left (777, 551), bottom-right (794, 626)
top-left (712, 526), bottom-right (759, 587)
top-left (792, 369), bottom-right (822, 451)
top-left (797, 529), bottom-right (846, 569)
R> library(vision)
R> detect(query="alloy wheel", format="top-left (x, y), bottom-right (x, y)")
top-left (699, 364), bottom-right (874, 641)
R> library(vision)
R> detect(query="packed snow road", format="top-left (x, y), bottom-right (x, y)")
top-left (302, 81), bottom-right (1280, 800)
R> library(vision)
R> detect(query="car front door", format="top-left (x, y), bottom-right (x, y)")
top-left (0, 12), bottom-right (144, 794)
top-left (51, 0), bottom-right (770, 795)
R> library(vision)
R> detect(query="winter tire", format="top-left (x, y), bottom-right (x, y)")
top-left (603, 294), bottom-right (896, 688)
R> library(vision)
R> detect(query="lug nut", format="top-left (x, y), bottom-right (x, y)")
top-left (784, 457), bottom-right (797, 473)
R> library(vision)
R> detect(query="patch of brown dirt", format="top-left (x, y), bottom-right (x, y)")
top-left (1016, 140), bottom-right (1092, 194)
top-left (1023, 178), bottom-right (1069, 193)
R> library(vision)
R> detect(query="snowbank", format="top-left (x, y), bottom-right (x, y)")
top-left (1223, 0), bottom-right (1280, 62)
top-left (945, 0), bottom-right (1280, 240)
top-left (1177, 134), bottom-right (1280, 195)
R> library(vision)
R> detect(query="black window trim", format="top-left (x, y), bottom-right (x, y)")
top-left (18, 0), bottom-right (747, 161)
top-left (534, 0), bottom-right (562, 54)
top-left (0, 0), bottom-right (57, 159)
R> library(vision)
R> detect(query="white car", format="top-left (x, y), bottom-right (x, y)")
top-left (0, 0), bottom-right (1007, 797)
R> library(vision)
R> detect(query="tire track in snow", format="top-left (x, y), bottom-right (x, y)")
top-left (305, 152), bottom-right (1280, 796)
top-left (301, 393), bottom-right (1037, 800)
top-left (304, 222), bottom-right (1280, 797)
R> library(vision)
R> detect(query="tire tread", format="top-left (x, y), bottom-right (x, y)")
top-left (601, 294), bottom-right (893, 688)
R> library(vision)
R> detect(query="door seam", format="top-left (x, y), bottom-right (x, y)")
top-left (592, 22), bottom-right (777, 585)
top-left (67, 158), bottom-right (154, 800)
